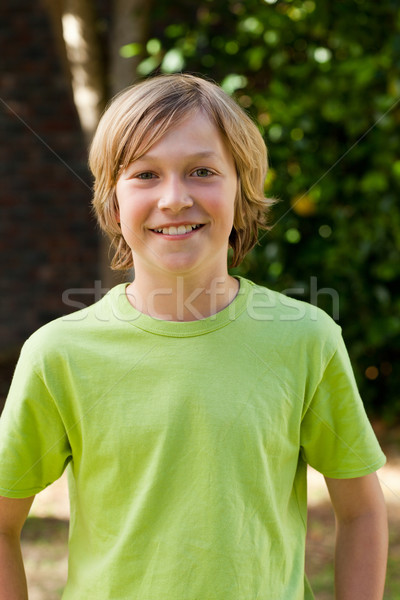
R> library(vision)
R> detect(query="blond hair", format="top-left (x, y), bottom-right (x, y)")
top-left (89, 73), bottom-right (273, 270)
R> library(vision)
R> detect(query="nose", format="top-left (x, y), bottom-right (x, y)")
top-left (157, 175), bottom-right (193, 213)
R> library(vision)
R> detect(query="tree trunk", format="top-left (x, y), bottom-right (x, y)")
top-left (109, 0), bottom-right (153, 95)
top-left (59, 0), bottom-right (107, 143)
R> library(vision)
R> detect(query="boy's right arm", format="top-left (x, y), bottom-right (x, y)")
top-left (0, 495), bottom-right (35, 600)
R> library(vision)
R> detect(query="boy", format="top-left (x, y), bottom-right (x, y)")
top-left (0, 74), bottom-right (387, 599)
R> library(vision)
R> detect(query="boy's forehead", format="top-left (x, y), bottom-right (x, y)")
top-left (141, 107), bottom-right (213, 145)
top-left (123, 109), bottom-right (231, 165)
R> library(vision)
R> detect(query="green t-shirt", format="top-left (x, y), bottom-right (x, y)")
top-left (0, 277), bottom-right (385, 599)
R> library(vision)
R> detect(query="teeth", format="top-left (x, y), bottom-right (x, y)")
top-left (153, 224), bottom-right (201, 235)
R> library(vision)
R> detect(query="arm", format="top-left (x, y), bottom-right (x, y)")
top-left (324, 472), bottom-right (388, 600)
top-left (0, 495), bottom-right (35, 600)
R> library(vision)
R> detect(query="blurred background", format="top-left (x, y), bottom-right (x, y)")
top-left (1, 0), bottom-right (399, 597)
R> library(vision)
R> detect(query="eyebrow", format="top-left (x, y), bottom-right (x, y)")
top-left (132, 151), bottom-right (222, 163)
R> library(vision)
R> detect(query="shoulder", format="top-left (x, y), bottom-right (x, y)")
top-left (241, 277), bottom-right (338, 328)
top-left (20, 284), bottom-right (127, 366)
top-left (239, 277), bottom-right (341, 356)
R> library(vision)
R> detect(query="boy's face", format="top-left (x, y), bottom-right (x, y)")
top-left (115, 111), bottom-right (238, 282)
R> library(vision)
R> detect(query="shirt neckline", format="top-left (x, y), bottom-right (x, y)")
top-left (109, 276), bottom-right (251, 337)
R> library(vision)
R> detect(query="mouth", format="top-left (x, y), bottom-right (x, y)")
top-left (150, 224), bottom-right (205, 236)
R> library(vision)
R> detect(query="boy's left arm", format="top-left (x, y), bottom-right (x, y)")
top-left (324, 472), bottom-right (388, 600)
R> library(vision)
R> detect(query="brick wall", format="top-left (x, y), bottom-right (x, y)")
top-left (0, 0), bottom-right (100, 360)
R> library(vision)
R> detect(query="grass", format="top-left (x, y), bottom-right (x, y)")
top-left (21, 518), bottom-right (68, 600)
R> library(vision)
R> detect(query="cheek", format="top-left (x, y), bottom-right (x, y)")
top-left (116, 188), bottom-right (152, 240)
top-left (116, 184), bottom-right (137, 219)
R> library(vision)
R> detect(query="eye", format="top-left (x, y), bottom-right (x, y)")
top-left (136, 172), bottom-right (156, 180)
top-left (192, 168), bottom-right (213, 178)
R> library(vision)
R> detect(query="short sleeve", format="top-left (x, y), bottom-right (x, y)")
top-left (0, 343), bottom-right (72, 498)
top-left (300, 331), bottom-right (386, 478)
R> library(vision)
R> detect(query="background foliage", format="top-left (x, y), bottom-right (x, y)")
top-left (121, 0), bottom-right (400, 419)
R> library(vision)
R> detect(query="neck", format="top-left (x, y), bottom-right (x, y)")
top-left (125, 270), bottom-right (239, 321)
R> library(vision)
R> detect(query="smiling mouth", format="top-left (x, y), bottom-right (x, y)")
top-left (151, 224), bottom-right (204, 236)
